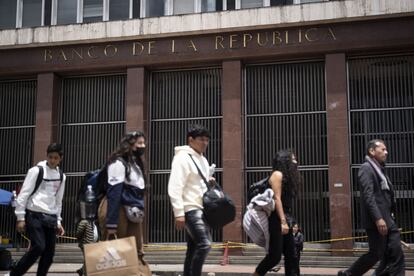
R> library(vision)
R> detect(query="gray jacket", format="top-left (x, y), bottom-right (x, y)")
top-left (243, 188), bottom-right (275, 251)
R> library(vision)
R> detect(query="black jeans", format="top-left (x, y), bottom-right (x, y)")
top-left (11, 211), bottom-right (57, 276)
top-left (293, 254), bottom-right (301, 276)
top-left (347, 222), bottom-right (405, 276)
top-left (184, 209), bottom-right (212, 276)
top-left (255, 212), bottom-right (296, 276)
top-left (283, 228), bottom-right (296, 276)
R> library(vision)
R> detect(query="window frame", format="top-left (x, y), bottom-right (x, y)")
top-left (82, 0), bottom-right (104, 23)
top-left (50, 0), bottom-right (80, 25)
top-left (17, 0), bottom-right (47, 28)
top-left (0, 0), bottom-right (18, 29)
top-left (10, 0), bottom-right (330, 28)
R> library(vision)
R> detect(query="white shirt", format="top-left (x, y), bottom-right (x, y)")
top-left (168, 145), bottom-right (211, 218)
top-left (15, 160), bottom-right (66, 224)
top-left (107, 160), bottom-right (145, 189)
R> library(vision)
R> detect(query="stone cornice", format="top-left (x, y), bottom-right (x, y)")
top-left (0, 0), bottom-right (413, 49)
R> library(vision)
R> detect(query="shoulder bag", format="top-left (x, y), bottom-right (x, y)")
top-left (189, 154), bottom-right (236, 228)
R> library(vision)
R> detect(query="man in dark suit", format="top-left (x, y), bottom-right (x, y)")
top-left (338, 139), bottom-right (405, 276)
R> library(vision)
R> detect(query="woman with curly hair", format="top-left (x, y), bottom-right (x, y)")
top-left (97, 131), bottom-right (151, 275)
top-left (254, 149), bottom-right (302, 276)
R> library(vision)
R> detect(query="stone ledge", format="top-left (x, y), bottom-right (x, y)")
top-left (1, 0), bottom-right (414, 49)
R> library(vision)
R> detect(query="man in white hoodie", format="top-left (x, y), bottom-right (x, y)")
top-left (168, 124), bottom-right (213, 276)
top-left (9, 143), bottom-right (66, 276)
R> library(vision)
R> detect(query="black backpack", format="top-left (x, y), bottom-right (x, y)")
top-left (75, 158), bottom-right (130, 224)
top-left (16, 165), bottom-right (63, 199)
top-left (247, 176), bottom-right (270, 202)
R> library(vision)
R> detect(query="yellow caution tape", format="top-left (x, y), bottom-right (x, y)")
top-left (308, 230), bottom-right (414, 244)
top-left (18, 229), bottom-right (413, 252)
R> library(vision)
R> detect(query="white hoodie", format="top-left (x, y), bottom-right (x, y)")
top-left (15, 160), bottom-right (66, 224)
top-left (168, 145), bottom-right (211, 218)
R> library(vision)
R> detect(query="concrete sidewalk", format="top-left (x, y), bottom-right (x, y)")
top-left (1, 263), bottom-right (414, 276)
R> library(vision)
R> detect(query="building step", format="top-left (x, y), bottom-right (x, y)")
top-left (7, 243), bottom-right (414, 270)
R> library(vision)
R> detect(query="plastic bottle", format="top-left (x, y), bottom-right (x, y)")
top-left (85, 185), bottom-right (95, 202)
top-left (208, 164), bottom-right (217, 189)
top-left (84, 185), bottom-right (96, 219)
top-left (11, 190), bottom-right (17, 208)
top-left (209, 164), bottom-right (216, 176)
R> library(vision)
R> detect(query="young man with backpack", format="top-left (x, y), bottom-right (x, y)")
top-left (7, 143), bottom-right (66, 276)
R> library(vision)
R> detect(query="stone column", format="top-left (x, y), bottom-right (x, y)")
top-left (222, 60), bottom-right (243, 253)
top-left (33, 73), bottom-right (61, 163)
top-left (126, 67), bottom-right (148, 242)
top-left (126, 67), bottom-right (146, 132)
top-left (326, 53), bottom-right (353, 253)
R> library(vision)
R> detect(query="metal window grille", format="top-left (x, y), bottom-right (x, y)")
top-left (148, 68), bottom-right (222, 242)
top-left (348, 54), bottom-right (414, 243)
top-left (59, 74), bottom-right (126, 240)
top-left (0, 79), bottom-right (36, 247)
top-left (244, 61), bottom-right (329, 242)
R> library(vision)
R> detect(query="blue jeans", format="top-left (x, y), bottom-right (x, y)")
top-left (184, 209), bottom-right (212, 276)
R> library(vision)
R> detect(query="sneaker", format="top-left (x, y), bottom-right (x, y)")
top-left (337, 271), bottom-right (349, 276)
top-left (269, 266), bottom-right (281, 272)
top-left (4, 273), bottom-right (10, 276)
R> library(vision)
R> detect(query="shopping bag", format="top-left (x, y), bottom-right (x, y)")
top-left (84, 236), bottom-right (144, 276)
top-left (136, 256), bottom-right (152, 276)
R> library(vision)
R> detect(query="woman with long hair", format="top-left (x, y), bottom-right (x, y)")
top-left (254, 149), bottom-right (302, 276)
top-left (97, 131), bottom-right (151, 275)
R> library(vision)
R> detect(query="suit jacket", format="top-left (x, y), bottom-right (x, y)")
top-left (358, 161), bottom-right (396, 229)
